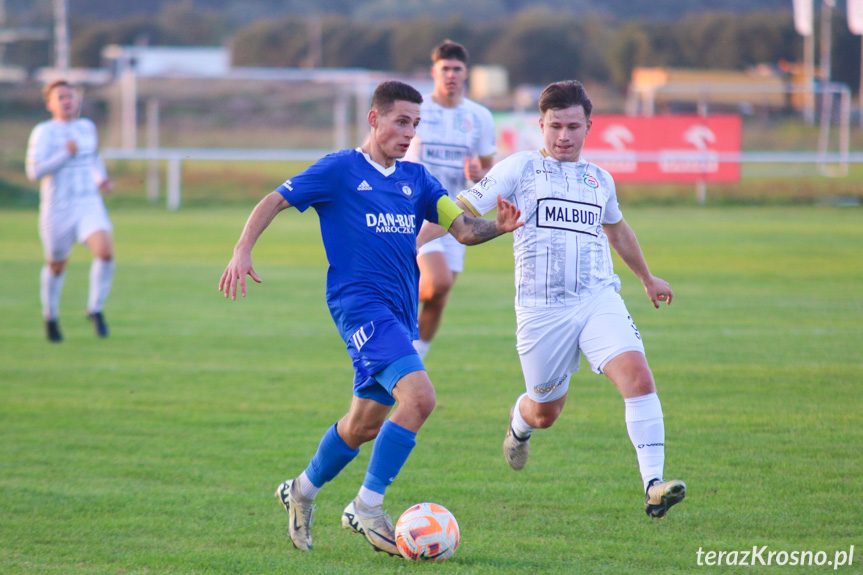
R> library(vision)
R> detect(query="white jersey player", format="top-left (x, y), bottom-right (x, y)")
top-left (404, 41), bottom-right (496, 361)
top-left (26, 80), bottom-right (115, 342)
top-left (449, 80), bottom-right (686, 519)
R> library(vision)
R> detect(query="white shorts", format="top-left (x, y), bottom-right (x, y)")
top-left (39, 199), bottom-right (112, 262)
top-left (417, 231), bottom-right (467, 273)
top-left (516, 288), bottom-right (645, 403)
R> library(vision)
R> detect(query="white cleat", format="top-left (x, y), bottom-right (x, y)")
top-left (341, 498), bottom-right (400, 556)
top-left (503, 406), bottom-right (530, 470)
top-left (274, 478), bottom-right (315, 550)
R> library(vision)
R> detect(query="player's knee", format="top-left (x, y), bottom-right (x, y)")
top-left (405, 387), bottom-right (436, 421)
top-left (430, 276), bottom-right (453, 299)
top-left (342, 419), bottom-right (381, 445)
top-left (48, 261), bottom-right (67, 274)
top-left (631, 367), bottom-right (656, 396)
top-left (93, 245), bottom-right (113, 260)
top-left (530, 400), bottom-right (564, 429)
top-left (414, 391), bottom-right (437, 421)
top-left (533, 410), bottom-right (559, 429)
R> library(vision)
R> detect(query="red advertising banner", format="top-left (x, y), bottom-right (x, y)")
top-left (582, 115), bottom-right (742, 183)
top-left (496, 114), bottom-right (742, 184)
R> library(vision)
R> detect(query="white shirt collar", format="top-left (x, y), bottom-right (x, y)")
top-left (357, 148), bottom-right (397, 177)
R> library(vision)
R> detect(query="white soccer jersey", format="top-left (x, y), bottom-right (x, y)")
top-left (26, 118), bottom-right (108, 213)
top-left (405, 95), bottom-right (496, 198)
top-left (459, 150), bottom-right (624, 308)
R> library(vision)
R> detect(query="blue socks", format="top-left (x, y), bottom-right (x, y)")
top-left (303, 423), bottom-right (360, 488)
top-left (363, 420), bottom-right (417, 494)
top-left (301, 419), bottom-right (417, 499)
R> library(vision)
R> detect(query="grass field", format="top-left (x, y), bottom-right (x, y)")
top-left (1, 203), bottom-right (861, 574)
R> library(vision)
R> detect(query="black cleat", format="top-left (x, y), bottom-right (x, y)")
top-left (87, 311), bottom-right (109, 338)
top-left (46, 319), bottom-right (63, 343)
top-left (645, 478), bottom-right (686, 518)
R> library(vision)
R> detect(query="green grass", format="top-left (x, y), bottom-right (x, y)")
top-left (1, 204), bottom-right (862, 574)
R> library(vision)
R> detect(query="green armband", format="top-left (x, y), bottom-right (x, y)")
top-left (436, 195), bottom-right (464, 230)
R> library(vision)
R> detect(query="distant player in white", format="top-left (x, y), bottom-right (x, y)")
top-left (26, 80), bottom-right (115, 342)
top-left (405, 41), bottom-right (496, 360)
top-left (425, 80), bottom-right (686, 518)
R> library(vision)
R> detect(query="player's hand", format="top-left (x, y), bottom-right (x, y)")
top-left (66, 140), bottom-right (78, 156)
top-left (464, 156), bottom-right (483, 182)
top-left (495, 195), bottom-right (523, 233)
top-left (99, 178), bottom-right (114, 194)
top-left (219, 250), bottom-right (262, 300)
top-left (644, 276), bottom-right (673, 308)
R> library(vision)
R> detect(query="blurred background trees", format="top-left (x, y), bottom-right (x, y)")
top-left (1, 0), bottom-right (859, 92)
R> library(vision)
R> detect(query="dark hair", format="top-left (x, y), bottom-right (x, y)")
top-left (538, 80), bottom-right (593, 118)
top-left (370, 81), bottom-right (423, 117)
top-left (431, 40), bottom-right (469, 65)
top-left (43, 79), bottom-right (71, 102)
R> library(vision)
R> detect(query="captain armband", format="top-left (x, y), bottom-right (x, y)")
top-left (436, 195), bottom-right (464, 230)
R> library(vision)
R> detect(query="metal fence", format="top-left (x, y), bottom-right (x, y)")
top-left (101, 147), bottom-right (863, 210)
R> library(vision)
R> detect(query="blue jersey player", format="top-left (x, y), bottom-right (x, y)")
top-left (219, 81), bottom-right (522, 556)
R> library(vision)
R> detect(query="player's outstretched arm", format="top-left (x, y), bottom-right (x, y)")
top-left (219, 191), bottom-right (290, 300)
top-left (448, 195), bottom-right (522, 245)
top-left (604, 219), bottom-right (673, 308)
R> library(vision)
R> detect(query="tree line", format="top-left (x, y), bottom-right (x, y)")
top-left (3, 4), bottom-right (860, 92)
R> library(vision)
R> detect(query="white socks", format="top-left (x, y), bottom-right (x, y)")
top-left (297, 472), bottom-right (320, 501)
top-left (40, 259), bottom-right (114, 321)
top-left (297, 472), bottom-right (384, 507)
top-left (510, 393), bottom-right (535, 439)
top-left (412, 339), bottom-right (431, 361)
top-left (624, 392), bottom-right (666, 491)
top-left (40, 265), bottom-right (65, 320)
top-left (358, 485), bottom-right (384, 508)
top-left (88, 258), bottom-right (114, 314)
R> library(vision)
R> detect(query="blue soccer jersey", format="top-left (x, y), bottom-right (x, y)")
top-left (277, 149), bottom-right (448, 343)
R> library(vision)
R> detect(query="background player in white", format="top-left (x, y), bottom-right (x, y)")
top-left (423, 80), bottom-right (686, 519)
top-left (26, 80), bottom-right (115, 342)
top-left (405, 41), bottom-right (497, 360)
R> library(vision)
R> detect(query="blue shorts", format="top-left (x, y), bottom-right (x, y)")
top-left (346, 316), bottom-right (425, 406)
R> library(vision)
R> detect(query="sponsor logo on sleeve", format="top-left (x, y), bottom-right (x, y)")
top-left (536, 198), bottom-right (602, 236)
top-left (478, 176), bottom-right (496, 190)
top-left (465, 185), bottom-right (484, 200)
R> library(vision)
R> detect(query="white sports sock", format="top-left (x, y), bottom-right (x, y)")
top-left (297, 472), bottom-right (320, 501)
top-left (88, 258), bottom-right (115, 314)
top-left (510, 393), bottom-right (536, 439)
top-left (41, 265), bottom-right (65, 320)
top-left (412, 339), bottom-right (431, 361)
top-left (624, 392), bottom-right (665, 491)
top-left (358, 485), bottom-right (384, 508)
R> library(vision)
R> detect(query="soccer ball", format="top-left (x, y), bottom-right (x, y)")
top-left (395, 502), bottom-right (460, 561)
